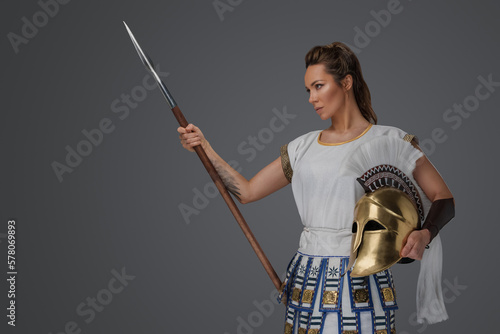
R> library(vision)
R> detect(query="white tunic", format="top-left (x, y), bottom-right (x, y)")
top-left (288, 124), bottom-right (413, 256)
top-left (290, 124), bottom-right (407, 232)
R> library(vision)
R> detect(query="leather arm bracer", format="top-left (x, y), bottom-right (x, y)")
top-left (421, 197), bottom-right (455, 243)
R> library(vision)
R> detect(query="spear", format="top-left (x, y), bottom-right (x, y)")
top-left (123, 22), bottom-right (282, 291)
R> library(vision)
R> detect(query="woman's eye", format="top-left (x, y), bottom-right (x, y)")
top-left (306, 84), bottom-right (322, 93)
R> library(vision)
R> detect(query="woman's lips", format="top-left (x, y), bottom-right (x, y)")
top-left (316, 107), bottom-right (323, 113)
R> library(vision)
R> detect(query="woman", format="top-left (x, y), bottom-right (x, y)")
top-left (177, 42), bottom-right (454, 333)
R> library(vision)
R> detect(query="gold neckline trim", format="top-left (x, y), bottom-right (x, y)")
top-left (317, 123), bottom-right (373, 146)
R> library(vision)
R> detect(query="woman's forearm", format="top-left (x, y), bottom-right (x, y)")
top-left (204, 143), bottom-right (252, 204)
top-left (178, 123), bottom-right (254, 203)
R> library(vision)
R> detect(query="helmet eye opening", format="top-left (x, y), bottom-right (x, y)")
top-left (352, 221), bottom-right (358, 233)
top-left (365, 220), bottom-right (386, 231)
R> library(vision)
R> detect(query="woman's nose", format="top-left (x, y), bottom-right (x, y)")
top-left (309, 92), bottom-right (317, 104)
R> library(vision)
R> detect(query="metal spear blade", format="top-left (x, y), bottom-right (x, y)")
top-left (123, 21), bottom-right (177, 109)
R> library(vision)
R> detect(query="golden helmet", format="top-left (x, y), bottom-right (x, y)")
top-left (347, 186), bottom-right (420, 277)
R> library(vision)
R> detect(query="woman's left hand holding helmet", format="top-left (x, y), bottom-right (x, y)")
top-left (400, 229), bottom-right (431, 260)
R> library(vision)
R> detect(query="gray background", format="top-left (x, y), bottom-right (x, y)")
top-left (1, 0), bottom-right (498, 333)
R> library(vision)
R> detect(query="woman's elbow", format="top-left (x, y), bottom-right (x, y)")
top-left (236, 192), bottom-right (252, 204)
top-left (238, 184), bottom-right (257, 204)
top-left (238, 194), bottom-right (255, 205)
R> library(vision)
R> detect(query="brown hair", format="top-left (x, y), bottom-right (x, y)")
top-left (305, 42), bottom-right (377, 124)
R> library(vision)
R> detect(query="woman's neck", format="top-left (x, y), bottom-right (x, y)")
top-left (328, 98), bottom-right (369, 133)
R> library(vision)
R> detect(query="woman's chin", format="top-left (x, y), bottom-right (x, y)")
top-left (316, 109), bottom-right (331, 120)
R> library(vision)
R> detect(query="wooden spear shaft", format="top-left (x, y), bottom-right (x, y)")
top-left (123, 22), bottom-right (282, 291)
top-left (172, 106), bottom-right (282, 291)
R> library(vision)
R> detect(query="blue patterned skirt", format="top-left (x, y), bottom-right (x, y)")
top-left (277, 251), bottom-right (397, 334)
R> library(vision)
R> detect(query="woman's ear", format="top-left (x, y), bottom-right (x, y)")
top-left (342, 74), bottom-right (353, 92)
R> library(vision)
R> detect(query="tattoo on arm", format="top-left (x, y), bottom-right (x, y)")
top-left (211, 159), bottom-right (242, 201)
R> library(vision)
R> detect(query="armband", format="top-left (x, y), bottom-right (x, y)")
top-left (421, 197), bottom-right (455, 243)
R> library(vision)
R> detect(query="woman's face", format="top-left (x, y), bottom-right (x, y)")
top-left (304, 64), bottom-right (346, 120)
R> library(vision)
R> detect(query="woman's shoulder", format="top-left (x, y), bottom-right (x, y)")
top-left (286, 129), bottom-right (322, 146)
top-left (281, 129), bottom-right (321, 159)
top-left (294, 129), bottom-right (322, 140)
top-left (369, 124), bottom-right (413, 139)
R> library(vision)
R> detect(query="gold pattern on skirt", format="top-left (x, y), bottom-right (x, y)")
top-left (354, 288), bottom-right (369, 303)
top-left (285, 323), bottom-right (293, 334)
top-left (382, 287), bottom-right (395, 302)
top-left (302, 289), bottom-right (314, 303)
top-left (322, 290), bottom-right (338, 305)
top-left (375, 330), bottom-right (388, 334)
top-left (278, 281), bottom-right (288, 303)
top-left (292, 288), bottom-right (301, 302)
